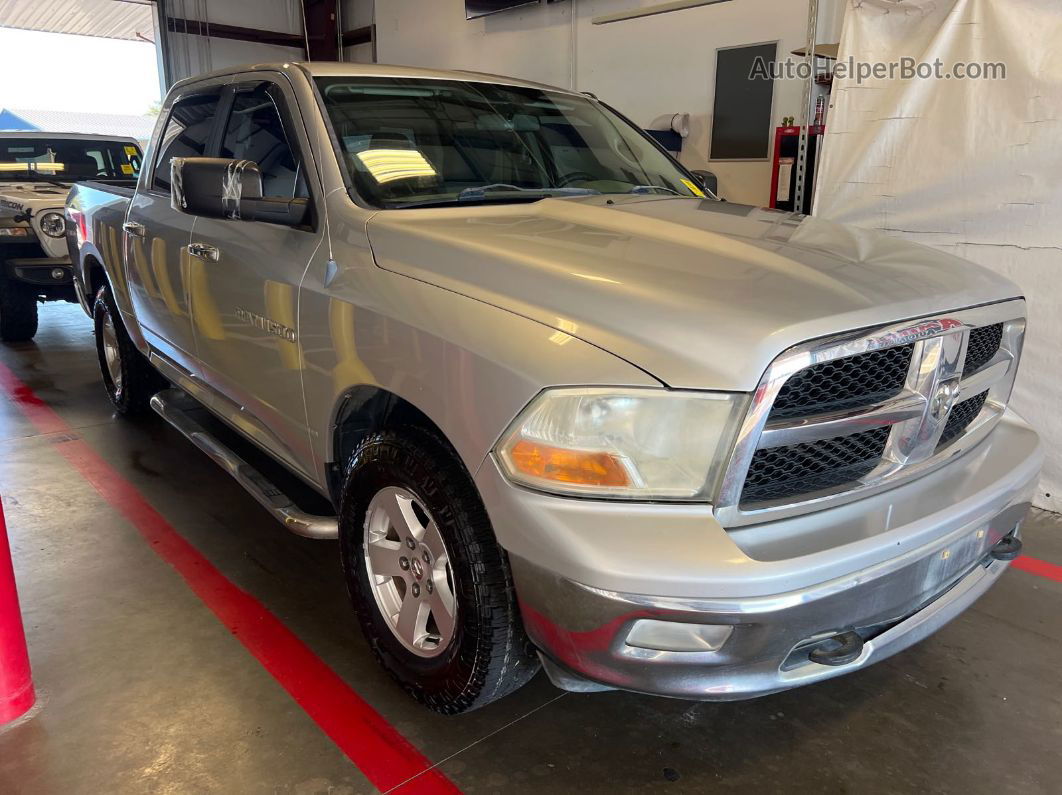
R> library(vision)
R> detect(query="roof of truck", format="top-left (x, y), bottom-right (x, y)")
top-left (299, 62), bottom-right (578, 94)
top-left (171, 61), bottom-right (580, 98)
top-left (0, 130), bottom-right (142, 144)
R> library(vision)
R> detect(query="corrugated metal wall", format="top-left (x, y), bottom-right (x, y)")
top-left (0, 0), bottom-right (154, 41)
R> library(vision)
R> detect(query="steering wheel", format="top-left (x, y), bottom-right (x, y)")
top-left (556, 171), bottom-right (599, 187)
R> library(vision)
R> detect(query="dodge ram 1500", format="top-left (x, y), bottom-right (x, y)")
top-left (66, 62), bottom-right (1041, 714)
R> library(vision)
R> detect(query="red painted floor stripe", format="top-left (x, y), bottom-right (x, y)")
top-left (1012, 555), bottom-right (1062, 583)
top-left (0, 361), bottom-right (458, 794)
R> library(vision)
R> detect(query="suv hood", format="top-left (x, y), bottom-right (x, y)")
top-left (0, 181), bottom-right (71, 217)
top-left (366, 196), bottom-right (1021, 390)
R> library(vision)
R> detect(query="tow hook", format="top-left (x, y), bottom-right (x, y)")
top-left (809, 631), bottom-right (864, 667)
top-left (990, 534), bottom-right (1023, 561)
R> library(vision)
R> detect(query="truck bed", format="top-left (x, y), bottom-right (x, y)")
top-left (78, 180), bottom-right (136, 199)
top-left (66, 181), bottom-right (136, 313)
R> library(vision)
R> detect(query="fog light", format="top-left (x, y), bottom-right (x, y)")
top-left (51, 268), bottom-right (65, 280)
top-left (625, 619), bottom-right (733, 653)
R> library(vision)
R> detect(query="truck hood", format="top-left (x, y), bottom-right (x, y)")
top-left (366, 196), bottom-right (1022, 390)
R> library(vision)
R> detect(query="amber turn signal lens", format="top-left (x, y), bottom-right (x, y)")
top-left (508, 440), bottom-right (630, 487)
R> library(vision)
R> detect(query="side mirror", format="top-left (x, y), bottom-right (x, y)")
top-left (170, 157), bottom-right (309, 227)
top-left (690, 169), bottom-right (719, 197)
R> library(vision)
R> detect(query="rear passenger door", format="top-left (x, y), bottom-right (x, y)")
top-left (187, 77), bottom-right (324, 479)
top-left (125, 87), bottom-right (223, 375)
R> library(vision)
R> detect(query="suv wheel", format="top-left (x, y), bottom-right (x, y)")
top-left (0, 278), bottom-right (38, 342)
top-left (339, 427), bottom-right (540, 714)
top-left (93, 284), bottom-right (165, 414)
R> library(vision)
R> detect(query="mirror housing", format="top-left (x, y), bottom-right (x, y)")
top-left (170, 157), bottom-right (309, 227)
top-left (690, 169), bottom-right (719, 197)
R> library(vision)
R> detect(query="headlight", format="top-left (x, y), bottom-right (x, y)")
top-left (39, 211), bottom-right (66, 238)
top-left (496, 387), bottom-right (747, 501)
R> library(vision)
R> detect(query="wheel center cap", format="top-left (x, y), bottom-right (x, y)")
top-left (410, 558), bottom-right (424, 580)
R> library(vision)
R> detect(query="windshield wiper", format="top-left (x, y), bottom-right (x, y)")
top-left (394, 195), bottom-right (550, 210)
top-left (628, 185), bottom-right (684, 196)
top-left (394, 184), bottom-right (601, 209)
top-left (457, 183), bottom-right (599, 200)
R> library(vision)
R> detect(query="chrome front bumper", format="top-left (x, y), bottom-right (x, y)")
top-left (478, 409), bottom-right (1041, 700)
top-left (512, 510), bottom-right (1023, 699)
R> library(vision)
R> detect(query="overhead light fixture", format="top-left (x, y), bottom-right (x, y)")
top-left (592, 0), bottom-right (732, 25)
top-left (355, 149), bottom-right (437, 184)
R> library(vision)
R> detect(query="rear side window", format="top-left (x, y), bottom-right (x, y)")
top-left (153, 93), bottom-right (220, 191)
top-left (220, 85), bottom-right (307, 200)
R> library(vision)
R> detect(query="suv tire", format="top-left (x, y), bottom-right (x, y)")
top-left (93, 284), bottom-right (165, 415)
top-left (339, 427), bottom-right (540, 714)
top-left (0, 278), bottom-right (38, 342)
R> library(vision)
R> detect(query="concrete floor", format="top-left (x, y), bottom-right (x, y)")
top-left (0, 302), bottom-right (1059, 794)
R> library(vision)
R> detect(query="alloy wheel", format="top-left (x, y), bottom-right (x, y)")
top-left (362, 486), bottom-right (457, 657)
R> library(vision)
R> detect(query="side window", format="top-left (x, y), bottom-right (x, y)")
top-left (220, 86), bottom-right (308, 200)
top-left (152, 93), bottom-right (220, 192)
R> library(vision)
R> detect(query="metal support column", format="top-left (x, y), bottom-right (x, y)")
top-left (302, 0), bottom-right (340, 61)
top-left (794, 0), bottom-right (819, 213)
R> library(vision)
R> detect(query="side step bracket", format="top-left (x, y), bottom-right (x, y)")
top-left (150, 389), bottom-right (339, 540)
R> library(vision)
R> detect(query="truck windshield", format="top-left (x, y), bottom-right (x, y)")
top-left (0, 138), bottom-right (142, 182)
top-left (315, 77), bottom-right (707, 209)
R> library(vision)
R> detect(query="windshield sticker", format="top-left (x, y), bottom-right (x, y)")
top-left (121, 164), bottom-right (134, 175)
top-left (680, 179), bottom-right (706, 198)
top-left (124, 146), bottom-right (139, 158)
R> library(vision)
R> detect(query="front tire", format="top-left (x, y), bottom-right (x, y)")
top-left (339, 427), bottom-right (539, 714)
top-left (93, 284), bottom-right (165, 415)
top-left (0, 278), bottom-right (38, 342)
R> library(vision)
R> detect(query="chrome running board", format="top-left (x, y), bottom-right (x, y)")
top-left (150, 389), bottom-right (339, 540)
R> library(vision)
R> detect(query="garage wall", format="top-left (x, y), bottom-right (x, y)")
top-left (373, 0), bottom-right (825, 205)
top-left (158, 0), bottom-right (305, 85)
top-left (341, 0), bottom-right (375, 62)
top-left (814, 0), bottom-right (1060, 512)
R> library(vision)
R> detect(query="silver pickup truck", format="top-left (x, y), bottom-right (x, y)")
top-left (66, 62), bottom-right (1041, 714)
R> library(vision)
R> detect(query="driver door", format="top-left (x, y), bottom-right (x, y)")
top-left (186, 77), bottom-right (324, 480)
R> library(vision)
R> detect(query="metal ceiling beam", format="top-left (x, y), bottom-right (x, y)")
top-left (341, 26), bottom-right (373, 48)
top-left (592, 0), bottom-right (733, 25)
top-left (164, 16), bottom-right (304, 49)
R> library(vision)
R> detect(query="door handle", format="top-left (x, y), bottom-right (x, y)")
top-left (122, 221), bottom-right (145, 238)
top-left (188, 242), bottom-right (219, 262)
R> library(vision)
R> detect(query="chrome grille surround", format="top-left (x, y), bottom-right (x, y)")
top-left (715, 300), bottom-right (1026, 528)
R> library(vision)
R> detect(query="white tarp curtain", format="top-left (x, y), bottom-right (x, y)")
top-left (814, 0), bottom-right (1061, 513)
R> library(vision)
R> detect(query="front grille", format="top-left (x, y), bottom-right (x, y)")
top-left (770, 344), bottom-right (914, 420)
top-left (938, 391), bottom-right (989, 449)
top-left (964, 324), bottom-right (1003, 373)
top-left (741, 426), bottom-right (891, 505)
top-left (721, 305), bottom-right (1022, 526)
